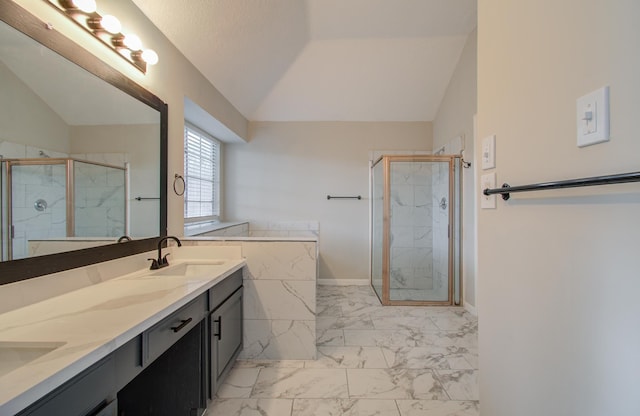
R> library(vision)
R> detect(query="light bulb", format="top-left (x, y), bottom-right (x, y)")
top-left (73, 0), bottom-right (96, 13)
top-left (141, 49), bottom-right (158, 65)
top-left (100, 15), bottom-right (121, 34)
top-left (123, 34), bottom-right (142, 51)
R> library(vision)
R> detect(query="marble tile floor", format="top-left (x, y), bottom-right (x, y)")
top-left (208, 285), bottom-right (479, 416)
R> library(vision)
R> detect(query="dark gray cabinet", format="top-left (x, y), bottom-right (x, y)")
top-left (117, 293), bottom-right (208, 416)
top-left (17, 356), bottom-right (116, 416)
top-left (209, 269), bottom-right (243, 397)
top-left (117, 321), bottom-right (207, 416)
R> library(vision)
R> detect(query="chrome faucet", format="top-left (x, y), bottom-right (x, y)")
top-left (149, 236), bottom-right (182, 270)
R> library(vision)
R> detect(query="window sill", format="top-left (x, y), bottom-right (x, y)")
top-left (183, 221), bottom-right (248, 237)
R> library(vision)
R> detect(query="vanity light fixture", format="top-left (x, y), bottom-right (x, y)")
top-left (140, 49), bottom-right (159, 65)
top-left (95, 14), bottom-right (121, 34)
top-left (45, 0), bottom-right (158, 73)
top-left (60, 0), bottom-right (96, 13)
top-left (123, 33), bottom-right (142, 50)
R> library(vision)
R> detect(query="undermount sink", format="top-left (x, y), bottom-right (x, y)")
top-left (151, 261), bottom-right (225, 277)
top-left (0, 341), bottom-right (65, 378)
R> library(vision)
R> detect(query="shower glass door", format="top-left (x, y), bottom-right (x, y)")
top-left (371, 160), bottom-right (384, 301)
top-left (10, 162), bottom-right (67, 260)
top-left (388, 158), bottom-right (451, 302)
top-left (371, 155), bottom-right (460, 306)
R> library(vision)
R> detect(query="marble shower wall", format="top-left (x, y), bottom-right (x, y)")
top-left (389, 161), bottom-right (434, 292)
top-left (73, 161), bottom-right (125, 237)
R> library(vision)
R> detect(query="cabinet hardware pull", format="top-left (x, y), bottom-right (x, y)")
top-left (171, 317), bottom-right (192, 333)
top-left (214, 316), bottom-right (222, 340)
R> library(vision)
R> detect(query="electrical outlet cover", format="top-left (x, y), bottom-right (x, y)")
top-left (481, 172), bottom-right (497, 209)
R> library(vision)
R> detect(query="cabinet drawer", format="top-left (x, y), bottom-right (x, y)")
top-left (18, 356), bottom-right (115, 416)
top-left (143, 294), bottom-right (206, 366)
top-left (209, 268), bottom-right (243, 310)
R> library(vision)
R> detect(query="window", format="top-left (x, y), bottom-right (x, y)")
top-left (184, 123), bottom-right (220, 222)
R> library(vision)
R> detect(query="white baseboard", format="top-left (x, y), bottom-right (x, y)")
top-left (464, 302), bottom-right (477, 316)
top-left (318, 278), bottom-right (369, 286)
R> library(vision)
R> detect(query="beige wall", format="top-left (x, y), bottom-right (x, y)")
top-left (0, 62), bottom-right (69, 153)
top-left (478, 1), bottom-right (640, 415)
top-left (15, 0), bottom-right (249, 236)
top-left (433, 28), bottom-right (477, 308)
top-left (225, 121), bottom-right (432, 280)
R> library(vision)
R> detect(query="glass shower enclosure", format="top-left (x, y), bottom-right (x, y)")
top-left (0, 158), bottom-right (127, 260)
top-left (371, 155), bottom-right (461, 306)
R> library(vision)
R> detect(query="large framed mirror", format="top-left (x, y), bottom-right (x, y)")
top-left (0, 0), bottom-right (167, 284)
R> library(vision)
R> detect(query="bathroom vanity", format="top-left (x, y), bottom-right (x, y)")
top-left (0, 250), bottom-right (245, 416)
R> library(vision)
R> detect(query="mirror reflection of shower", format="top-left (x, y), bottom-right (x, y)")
top-left (0, 154), bottom-right (128, 260)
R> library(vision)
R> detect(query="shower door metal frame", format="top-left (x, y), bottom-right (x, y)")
top-left (372, 154), bottom-right (461, 306)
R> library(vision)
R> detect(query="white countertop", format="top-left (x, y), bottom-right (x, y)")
top-left (0, 256), bottom-right (245, 415)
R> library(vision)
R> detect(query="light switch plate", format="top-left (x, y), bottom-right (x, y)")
top-left (577, 86), bottom-right (609, 147)
top-left (481, 135), bottom-right (496, 170)
top-left (481, 172), bottom-right (497, 209)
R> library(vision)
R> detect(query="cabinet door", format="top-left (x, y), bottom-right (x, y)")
top-left (211, 287), bottom-right (243, 394)
top-left (118, 321), bottom-right (207, 416)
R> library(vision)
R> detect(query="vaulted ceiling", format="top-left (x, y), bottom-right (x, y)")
top-left (131, 0), bottom-right (476, 122)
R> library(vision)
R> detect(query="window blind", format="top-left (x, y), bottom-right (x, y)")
top-left (184, 124), bottom-right (220, 219)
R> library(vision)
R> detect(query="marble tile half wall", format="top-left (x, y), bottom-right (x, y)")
top-left (182, 239), bottom-right (318, 360)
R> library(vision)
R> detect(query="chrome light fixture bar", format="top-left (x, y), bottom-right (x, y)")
top-left (45, 0), bottom-right (158, 73)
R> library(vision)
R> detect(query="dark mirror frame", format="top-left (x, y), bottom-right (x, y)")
top-left (0, 0), bottom-right (167, 285)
